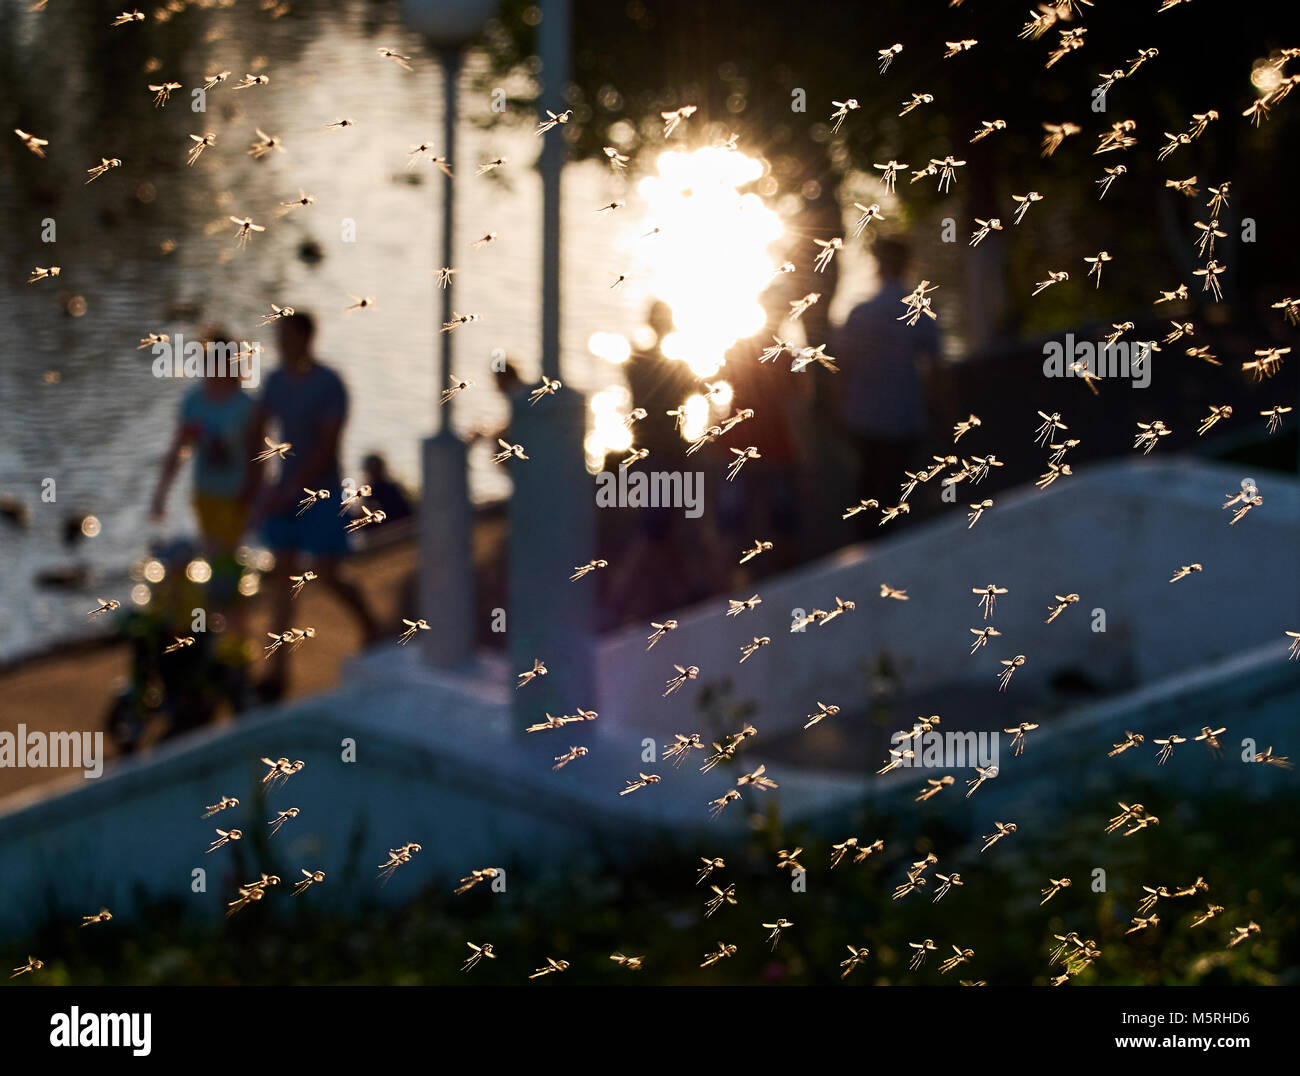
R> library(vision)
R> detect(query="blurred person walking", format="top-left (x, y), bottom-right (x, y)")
top-left (834, 238), bottom-right (943, 535)
top-left (710, 335), bottom-right (808, 581)
top-left (252, 312), bottom-right (377, 700)
top-left (151, 323), bottom-right (259, 602)
top-left (605, 302), bottom-right (706, 620)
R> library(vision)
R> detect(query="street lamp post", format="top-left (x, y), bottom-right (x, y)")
top-left (507, 0), bottom-right (596, 737)
top-left (402, 0), bottom-right (497, 670)
top-left (538, 0), bottom-right (569, 385)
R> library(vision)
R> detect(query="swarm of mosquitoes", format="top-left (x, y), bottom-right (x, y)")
top-left (9, 0), bottom-right (1297, 986)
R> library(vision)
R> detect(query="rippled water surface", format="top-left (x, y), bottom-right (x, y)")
top-left (0, 0), bottom-right (658, 659)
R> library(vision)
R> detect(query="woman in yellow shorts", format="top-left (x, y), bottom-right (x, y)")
top-left (150, 325), bottom-right (261, 605)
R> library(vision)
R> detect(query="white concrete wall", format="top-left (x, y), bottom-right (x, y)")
top-left (594, 459), bottom-right (1300, 740)
top-left (0, 648), bottom-right (863, 943)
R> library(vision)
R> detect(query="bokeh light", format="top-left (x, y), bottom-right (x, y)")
top-left (585, 386), bottom-right (636, 471)
top-left (1252, 58), bottom-right (1284, 93)
top-left (679, 393), bottom-right (711, 442)
top-left (588, 331), bottom-right (631, 364)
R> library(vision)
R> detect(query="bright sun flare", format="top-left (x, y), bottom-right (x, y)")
top-left (638, 147), bottom-right (783, 379)
top-left (586, 146), bottom-right (783, 467)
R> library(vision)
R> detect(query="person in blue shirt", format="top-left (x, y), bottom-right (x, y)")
top-left (251, 312), bottom-right (377, 699)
